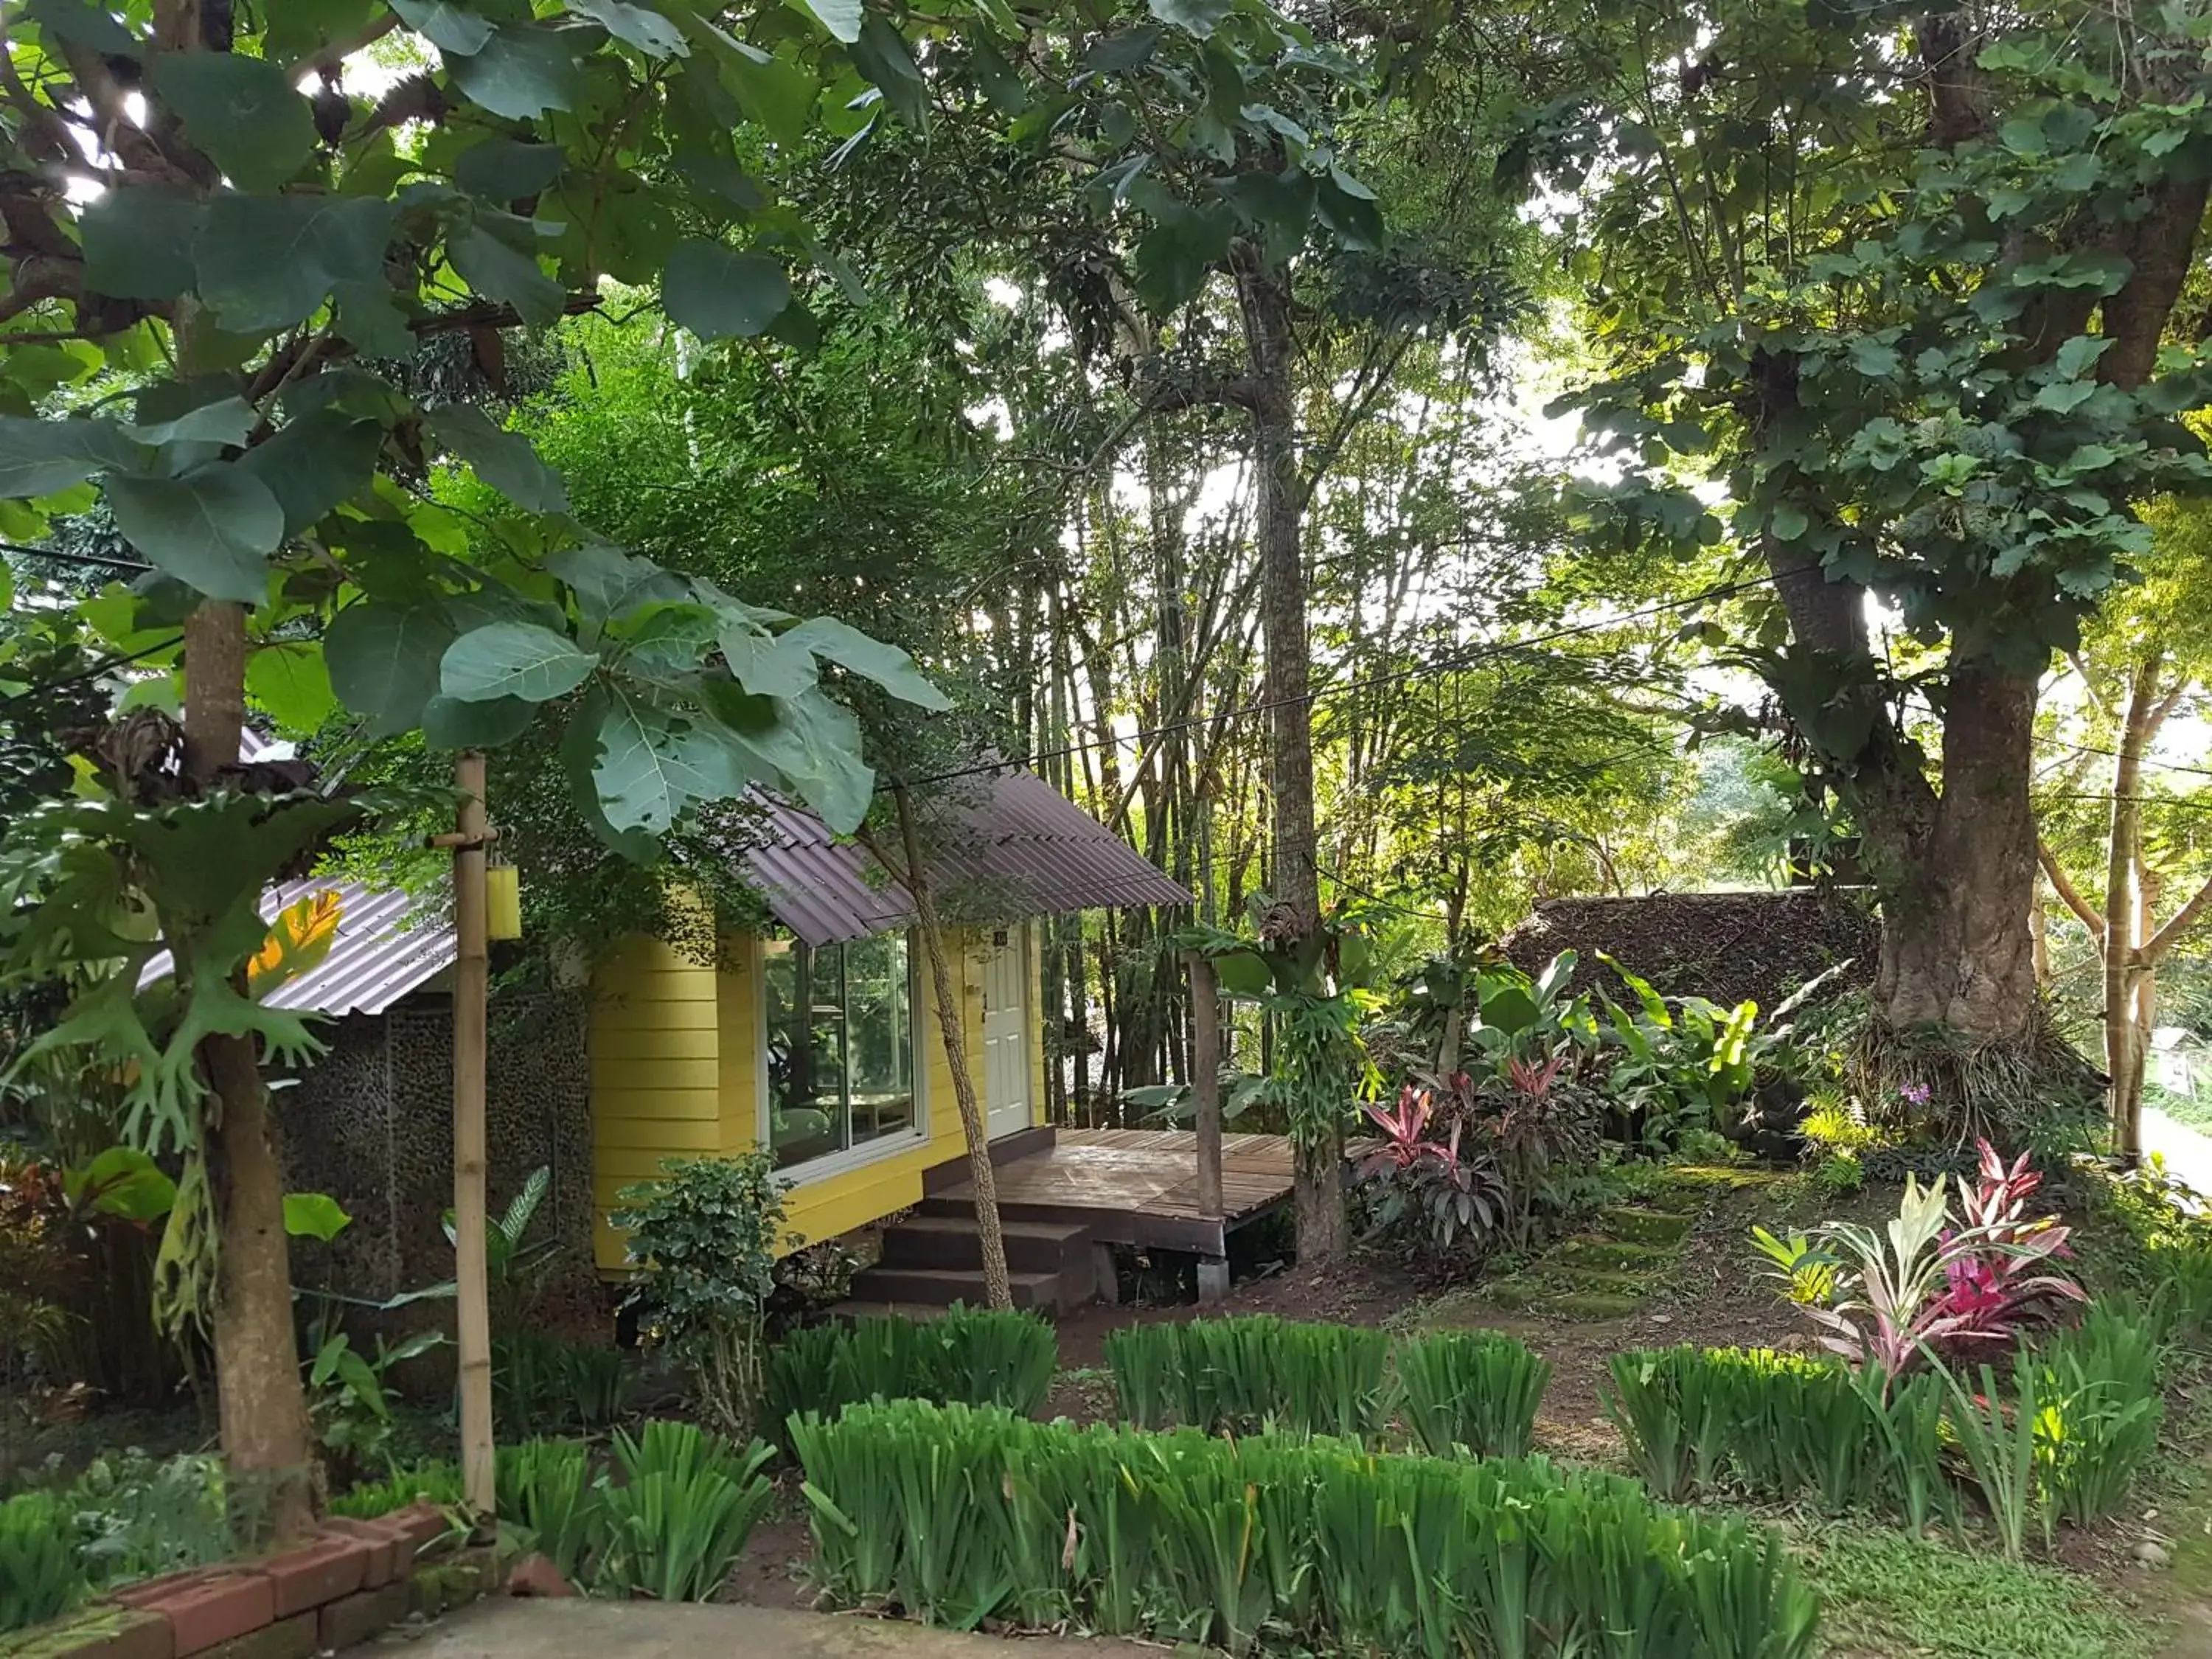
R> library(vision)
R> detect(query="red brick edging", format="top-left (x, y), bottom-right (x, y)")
top-left (0, 1503), bottom-right (490, 1659)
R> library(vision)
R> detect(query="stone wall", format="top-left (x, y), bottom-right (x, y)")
top-left (279, 992), bottom-right (597, 1322)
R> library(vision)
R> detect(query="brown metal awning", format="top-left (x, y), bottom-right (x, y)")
top-left (737, 766), bottom-right (1192, 947)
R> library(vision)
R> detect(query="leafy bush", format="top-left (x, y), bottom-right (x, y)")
top-left (2032, 1305), bottom-right (2165, 1530)
top-left (494, 1331), bottom-right (630, 1434)
top-left (1353, 1084), bottom-right (1509, 1257)
top-left (793, 1399), bottom-right (1820, 1658)
top-left (615, 1151), bottom-right (788, 1439)
top-left (1753, 1144), bottom-right (2084, 1379)
top-left (69, 1451), bottom-right (231, 1587)
top-left (326, 1460), bottom-right (465, 1520)
top-left (1, 1491), bottom-right (86, 1634)
top-left (1103, 1317), bottom-right (1391, 1440)
top-left (597, 1421), bottom-right (775, 1602)
top-left (764, 1306), bottom-right (1057, 1435)
top-left (1604, 1346), bottom-right (1949, 1522)
top-left (1393, 1329), bottom-right (1550, 1458)
top-left (495, 1440), bottom-right (603, 1585)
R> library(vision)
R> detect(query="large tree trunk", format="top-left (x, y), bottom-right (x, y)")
top-left (1874, 662), bottom-right (2041, 1041)
top-left (182, 602), bottom-right (316, 1539)
top-left (1234, 252), bottom-right (1343, 1265)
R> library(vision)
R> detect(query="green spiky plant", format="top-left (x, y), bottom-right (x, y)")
top-left (0, 1492), bottom-right (86, 1635)
top-left (1394, 1330), bottom-right (1551, 1458)
top-left (597, 1421), bottom-right (776, 1602)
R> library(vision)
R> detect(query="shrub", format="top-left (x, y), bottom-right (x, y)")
top-left (327, 1460), bottom-right (465, 1519)
top-left (2033, 1305), bottom-right (2165, 1529)
top-left (764, 1307), bottom-right (1057, 1435)
top-left (1604, 1346), bottom-right (1951, 1524)
top-left (1, 1491), bottom-right (86, 1634)
top-left (495, 1440), bottom-right (603, 1584)
top-left (494, 1331), bottom-right (630, 1434)
top-left (597, 1421), bottom-right (775, 1602)
top-left (614, 1151), bottom-right (787, 1439)
top-left (793, 1399), bottom-right (1820, 1659)
top-left (1752, 1144), bottom-right (2084, 1380)
top-left (69, 1451), bottom-right (231, 1587)
top-left (1102, 1317), bottom-right (1391, 1439)
top-left (1394, 1329), bottom-right (1550, 1458)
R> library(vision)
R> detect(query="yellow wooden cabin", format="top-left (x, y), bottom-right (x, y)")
top-left (586, 766), bottom-right (1213, 1308)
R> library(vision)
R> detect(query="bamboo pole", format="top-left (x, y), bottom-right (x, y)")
top-left (451, 752), bottom-right (495, 1517)
top-left (1189, 950), bottom-right (1223, 1219)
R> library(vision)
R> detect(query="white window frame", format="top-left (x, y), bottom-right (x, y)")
top-left (754, 928), bottom-right (929, 1186)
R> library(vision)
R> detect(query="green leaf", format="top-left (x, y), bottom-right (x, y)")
top-left (782, 616), bottom-right (951, 709)
top-left (420, 692), bottom-right (536, 748)
top-left (283, 1192), bottom-right (353, 1242)
top-left (65, 1147), bottom-right (177, 1223)
top-left (849, 16), bottom-right (928, 128)
top-left (1087, 24), bottom-right (1165, 73)
top-left (325, 598), bottom-right (457, 736)
top-left (236, 411), bottom-right (385, 537)
top-left (568, 0), bottom-right (688, 55)
top-left (150, 52), bottom-right (318, 193)
top-left (106, 465), bottom-right (284, 602)
top-left (1770, 504), bottom-right (1810, 542)
top-left (1148, 0), bottom-right (1234, 36)
top-left (195, 194), bottom-right (399, 333)
top-left (440, 622), bottom-right (599, 703)
top-left (453, 137), bottom-right (567, 202)
top-left (2053, 335), bottom-right (2112, 380)
top-left (80, 186), bottom-right (203, 301)
top-left (0, 416), bottom-right (147, 498)
top-left (594, 692), bottom-right (708, 832)
top-left (662, 241), bottom-right (792, 339)
top-left (392, 0), bottom-right (495, 53)
top-left (719, 621), bottom-right (817, 698)
top-left (1132, 203), bottom-right (1233, 313)
top-left (331, 282), bottom-right (420, 361)
top-left (448, 21), bottom-right (591, 119)
top-left (712, 39), bottom-right (816, 147)
top-left (550, 543), bottom-right (685, 621)
top-left (449, 217), bottom-right (566, 327)
top-left (725, 686), bottom-right (873, 832)
top-left (425, 405), bottom-right (569, 513)
top-left (1313, 173), bottom-right (1382, 251)
top-left (27, 0), bottom-right (137, 54)
top-left (792, 0), bottom-right (863, 42)
top-left (125, 395), bottom-right (257, 448)
top-left (246, 641), bottom-right (338, 733)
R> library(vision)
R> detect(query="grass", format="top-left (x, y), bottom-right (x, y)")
top-left (1800, 1523), bottom-right (2164, 1659)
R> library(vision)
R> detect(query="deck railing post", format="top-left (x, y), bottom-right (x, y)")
top-left (1187, 950), bottom-right (1230, 1303)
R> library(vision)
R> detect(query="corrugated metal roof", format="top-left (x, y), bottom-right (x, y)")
top-left (136, 731), bottom-right (454, 1017)
top-left (740, 768), bottom-right (1194, 947)
top-left (139, 877), bottom-right (454, 1017)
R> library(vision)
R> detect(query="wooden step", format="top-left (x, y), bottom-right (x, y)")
top-left (846, 1265), bottom-right (1072, 1312)
top-left (878, 1214), bottom-right (1094, 1273)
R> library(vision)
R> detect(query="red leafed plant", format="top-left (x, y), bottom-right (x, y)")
top-left (1751, 1138), bottom-right (2086, 1381)
top-left (1356, 1085), bottom-right (1507, 1256)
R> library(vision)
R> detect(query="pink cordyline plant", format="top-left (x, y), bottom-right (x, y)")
top-left (1753, 1138), bottom-right (2086, 1382)
top-left (1360, 1085), bottom-right (1446, 1171)
top-left (1506, 1052), bottom-right (1567, 1100)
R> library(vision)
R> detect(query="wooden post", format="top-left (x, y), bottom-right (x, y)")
top-left (1189, 950), bottom-right (1222, 1217)
top-left (451, 752), bottom-right (494, 1518)
top-left (1189, 950), bottom-right (1229, 1304)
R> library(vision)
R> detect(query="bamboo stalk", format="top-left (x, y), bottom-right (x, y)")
top-left (451, 751), bottom-right (495, 1517)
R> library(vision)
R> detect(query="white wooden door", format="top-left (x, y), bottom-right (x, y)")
top-left (981, 928), bottom-right (1032, 1140)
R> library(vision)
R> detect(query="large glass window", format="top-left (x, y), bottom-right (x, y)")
top-left (761, 933), bottom-right (917, 1170)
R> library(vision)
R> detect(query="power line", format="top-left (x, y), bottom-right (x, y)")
top-left (0, 540), bottom-right (149, 574)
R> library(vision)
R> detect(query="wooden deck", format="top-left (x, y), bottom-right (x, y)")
top-left (932, 1128), bottom-right (1295, 1256)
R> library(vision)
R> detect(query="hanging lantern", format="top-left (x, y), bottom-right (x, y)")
top-left (486, 863), bottom-right (522, 940)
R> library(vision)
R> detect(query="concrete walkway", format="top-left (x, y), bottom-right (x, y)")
top-left (385, 1600), bottom-right (1164, 1659)
top-left (2143, 1106), bottom-right (2212, 1207)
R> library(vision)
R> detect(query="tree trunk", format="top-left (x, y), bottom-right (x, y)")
top-left (1234, 253), bottom-right (1341, 1265)
top-left (883, 789), bottom-right (1012, 1310)
top-left (183, 602), bottom-right (316, 1539)
top-left (1873, 662), bottom-right (2042, 1042)
top-left (2104, 664), bottom-right (2157, 1159)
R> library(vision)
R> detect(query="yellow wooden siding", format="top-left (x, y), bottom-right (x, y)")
top-left (591, 922), bottom-right (1042, 1271)
top-left (1029, 922), bottom-right (1048, 1129)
